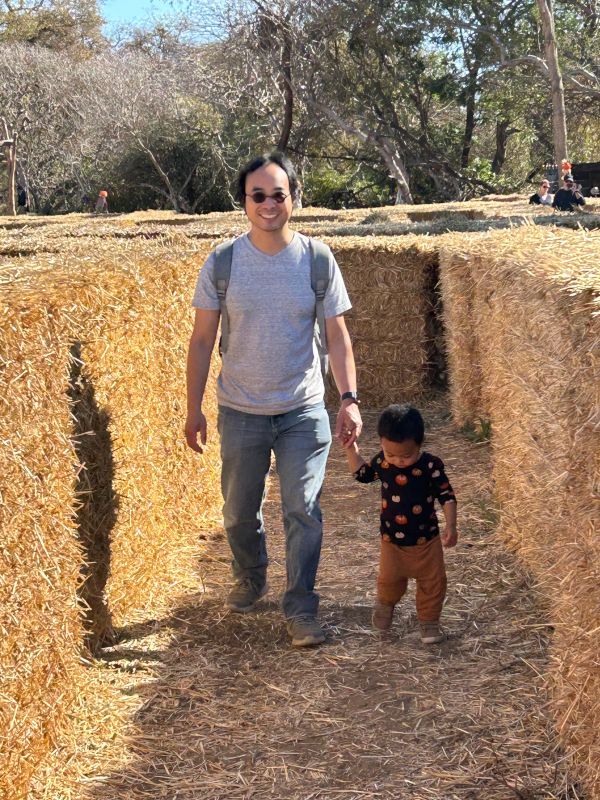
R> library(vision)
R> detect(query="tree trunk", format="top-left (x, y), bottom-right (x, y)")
top-left (491, 119), bottom-right (519, 174)
top-left (461, 64), bottom-right (480, 169)
top-left (536, 0), bottom-right (568, 165)
top-left (276, 35), bottom-right (293, 151)
top-left (2, 118), bottom-right (17, 215)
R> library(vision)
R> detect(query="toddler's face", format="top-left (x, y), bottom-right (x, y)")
top-left (381, 437), bottom-right (421, 468)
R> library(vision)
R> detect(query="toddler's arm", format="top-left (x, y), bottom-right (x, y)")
top-left (441, 500), bottom-right (458, 548)
top-left (345, 441), bottom-right (366, 474)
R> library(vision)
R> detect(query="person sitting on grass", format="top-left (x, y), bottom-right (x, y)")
top-left (552, 175), bottom-right (585, 212)
top-left (528, 179), bottom-right (553, 206)
top-left (344, 404), bottom-right (458, 644)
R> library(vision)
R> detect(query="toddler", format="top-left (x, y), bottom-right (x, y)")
top-left (345, 404), bottom-right (457, 643)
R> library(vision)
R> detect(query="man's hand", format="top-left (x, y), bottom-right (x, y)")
top-left (335, 401), bottom-right (363, 448)
top-left (441, 526), bottom-right (458, 548)
top-left (185, 410), bottom-right (207, 453)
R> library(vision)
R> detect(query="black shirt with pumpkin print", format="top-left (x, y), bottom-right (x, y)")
top-left (355, 451), bottom-right (456, 547)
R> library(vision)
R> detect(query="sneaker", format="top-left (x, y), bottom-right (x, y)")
top-left (286, 615), bottom-right (326, 647)
top-left (225, 578), bottom-right (268, 613)
top-left (372, 602), bottom-right (395, 631)
top-left (419, 621), bottom-right (444, 644)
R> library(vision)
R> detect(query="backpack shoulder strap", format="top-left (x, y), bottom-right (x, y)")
top-left (213, 240), bottom-right (234, 353)
top-left (309, 239), bottom-right (332, 372)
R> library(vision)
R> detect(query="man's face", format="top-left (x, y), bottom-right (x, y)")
top-left (565, 179), bottom-right (574, 190)
top-left (244, 163), bottom-right (294, 234)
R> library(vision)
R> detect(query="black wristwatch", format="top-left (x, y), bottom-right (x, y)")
top-left (341, 391), bottom-right (359, 404)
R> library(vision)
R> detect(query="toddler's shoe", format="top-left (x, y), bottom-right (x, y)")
top-left (372, 601), bottom-right (395, 631)
top-left (419, 621), bottom-right (444, 644)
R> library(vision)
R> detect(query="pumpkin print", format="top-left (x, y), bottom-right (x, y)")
top-left (395, 532), bottom-right (405, 540)
top-left (392, 494), bottom-right (401, 503)
top-left (412, 505), bottom-right (422, 514)
top-left (429, 525), bottom-right (437, 532)
top-left (395, 514), bottom-right (408, 525)
top-left (382, 482), bottom-right (389, 489)
top-left (432, 470), bottom-right (441, 478)
top-left (385, 521), bottom-right (391, 528)
top-left (427, 496), bottom-right (433, 503)
top-left (440, 482), bottom-right (449, 489)
top-left (383, 534), bottom-right (391, 542)
top-left (382, 499), bottom-right (388, 510)
top-left (428, 462), bottom-right (434, 468)
top-left (395, 474), bottom-right (408, 486)
top-left (381, 460), bottom-right (389, 468)
top-left (417, 536), bottom-right (427, 544)
top-left (412, 468), bottom-right (423, 476)
top-left (419, 524), bottom-right (426, 531)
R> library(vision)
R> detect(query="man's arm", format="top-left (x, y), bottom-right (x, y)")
top-left (326, 314), bottom-right (363, 447)
top-left (185, 308), bottom-right (220, 453)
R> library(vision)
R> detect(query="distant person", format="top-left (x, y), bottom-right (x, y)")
top-left (17, 185), bottom-right (29, 212)
top-left (95, 190), bottom-right (109, 213)
top-left (529, 180), bottom-right (553, 206)
top-left (344, 404), bottom-right (458, 645)
top-left (590, 186), bottom-right (599, 198)
top-left (552, 176), bottom-right (585, 212)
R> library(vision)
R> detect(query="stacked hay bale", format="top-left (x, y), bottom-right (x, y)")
top-left (325, 236), bottom-right (440, 406)
top-left (0, 232), bottom-right (223, 797)
top-left (439, 226), bottom-right (600, 797)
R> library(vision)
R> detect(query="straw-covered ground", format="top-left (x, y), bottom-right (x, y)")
top-left (2, 206), bottom-right (596, 799)
top-left (70, 402), bottom-right (583, 800)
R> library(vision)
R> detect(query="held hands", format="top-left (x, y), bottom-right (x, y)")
top-left (335, 400), bottom-right (363, 448)
top-left (184, 410), bottom-right (207, 453)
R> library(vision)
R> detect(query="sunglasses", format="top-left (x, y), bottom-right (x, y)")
top-left (245, 191), bottom-right (289, 204)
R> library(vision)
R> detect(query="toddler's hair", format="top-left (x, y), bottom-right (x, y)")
top-left (377, 404), bottom-right (425, 445)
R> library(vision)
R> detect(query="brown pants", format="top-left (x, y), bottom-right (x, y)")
top-left (377, 536), bottom-right (447, 622)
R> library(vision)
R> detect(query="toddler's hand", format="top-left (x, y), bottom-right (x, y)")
top-left (441, 527), bottom-right (458, 548)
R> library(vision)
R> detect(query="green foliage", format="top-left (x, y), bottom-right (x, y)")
top-left (303, 163), bottom-right (391, 208)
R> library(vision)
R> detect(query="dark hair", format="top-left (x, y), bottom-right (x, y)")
top-left (236, 151), bottom-right (299, 205)
top-left (377, 404), bottom-right (425, 445)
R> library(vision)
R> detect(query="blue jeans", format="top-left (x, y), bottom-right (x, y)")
top-left (217, 402), bottom-right (332, 619)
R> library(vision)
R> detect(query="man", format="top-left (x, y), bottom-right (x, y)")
top-left (185, 152), bottom-right (362, 647)
top-left (552, 175), bottom-right (586, 212)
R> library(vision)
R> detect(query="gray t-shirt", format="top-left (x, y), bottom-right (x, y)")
top-left (192, 232), bottom-right (352, 414)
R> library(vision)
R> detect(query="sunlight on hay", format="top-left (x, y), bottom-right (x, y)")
top-left (1, 209), bottom-right (599, 800)
top-left (439, 225), bottom-right (600, 797)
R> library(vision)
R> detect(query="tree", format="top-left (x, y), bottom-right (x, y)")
top-left (0, 0), bottom-right (106, 57)
top-left (1, 117), bottom-right (17, 214)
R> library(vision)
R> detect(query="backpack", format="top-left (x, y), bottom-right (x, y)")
top-left (212, 238), bottom-right (332, 376)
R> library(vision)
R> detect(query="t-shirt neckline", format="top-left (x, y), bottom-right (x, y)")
top-left (243, 231), bottom-right (298, 259)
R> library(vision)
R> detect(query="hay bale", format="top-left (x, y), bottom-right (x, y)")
top-left (324, 236), bottom-right (440, 407)
top-left (439, 226), bottom-right (600, 797)
top-left (0, 229), bottom-right (224, 796)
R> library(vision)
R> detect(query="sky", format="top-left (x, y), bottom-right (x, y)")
top-left (101, 0), bottom-right (172, 30)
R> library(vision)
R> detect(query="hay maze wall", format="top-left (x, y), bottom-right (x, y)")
top-left (440, 226), bottom-right (600, 798)
top-left (1, 214), bottom-right (599, 799)
top-left (0, 235), bottom-right (223, 797)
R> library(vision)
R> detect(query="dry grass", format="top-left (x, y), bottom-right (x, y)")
top-left (439, 226), bottom-right (600, 798)
top-left (1, 210), bottom-right (598, 799)
top-left (63, 404), bottom-right (584, 800)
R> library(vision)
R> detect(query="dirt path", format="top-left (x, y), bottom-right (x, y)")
top-left (90, 403), bottom-right (582, 800)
